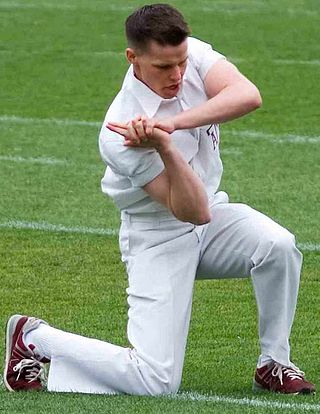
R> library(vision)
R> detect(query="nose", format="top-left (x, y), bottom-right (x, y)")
top-left (170, 66), bottom-right (182, 83)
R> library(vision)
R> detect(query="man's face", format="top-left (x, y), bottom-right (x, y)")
top-left (127, 39), bottom-right (188, 99)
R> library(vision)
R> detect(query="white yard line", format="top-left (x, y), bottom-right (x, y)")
top-left (0, 114), bottom-right (101, 128)
top-left (174, 391), bottom-right (320, 412)
top-left (0, 155), bottom-right (67, 165)
top-left (1, 115), bottom-right (319, 144)
top-left (273, 59), bottom-right (320, 66)
top-left (0, 370), bottom-right (317, 411)
top-left (229, 57), bottom-right (320, 66)
top-left (298, 242), bottom-right (320, 252)
top-left (225, 129), bottom-right (320, 144)
top-left (0, 220), bottom-right (318, 252)
top-left (0, 220), bottom-right (118, 236)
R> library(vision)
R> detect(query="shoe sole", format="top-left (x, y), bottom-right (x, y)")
top-left (3, 314), bottom-right (24, 392)
top-left (253, 379), bottom-right (314, 395)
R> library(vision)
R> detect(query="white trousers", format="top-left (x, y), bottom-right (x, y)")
top-left (44, 195), bottom-right (302, 395)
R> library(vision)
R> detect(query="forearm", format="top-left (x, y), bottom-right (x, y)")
top-left (158, 143), bottom-right (211, 225)
top-left (107, 119), bottom-right (211, 224)
top-left (173, 80), bottom-right (262, 130)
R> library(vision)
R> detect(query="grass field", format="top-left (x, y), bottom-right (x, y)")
top-left (0, 0), bottom-right (319, 412)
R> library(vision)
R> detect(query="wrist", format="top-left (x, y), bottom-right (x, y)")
top-left (156, 140), bottom-right (174, 155)
top-left (172, 114), bottom-right (181, 131)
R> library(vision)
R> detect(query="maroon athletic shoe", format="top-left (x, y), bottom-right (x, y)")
top-left (4, 314), bottom-right (49, 391)
top-left (253, 361), bottom-right (316, 394)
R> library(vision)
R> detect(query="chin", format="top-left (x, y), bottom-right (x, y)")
top-left (163, 94), bottom-right (175, 99)
top-left (162, 90), bottom-right (178, 99)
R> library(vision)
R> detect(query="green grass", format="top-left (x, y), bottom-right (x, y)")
top-left (0, 0), bottom-right (319, 412)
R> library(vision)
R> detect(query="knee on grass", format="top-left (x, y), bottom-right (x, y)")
top-left (138, 366), bottom-right (181, 396)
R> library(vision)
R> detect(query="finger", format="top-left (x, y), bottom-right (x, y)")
top-left (133, 115), bottom-right (142, 123)
top-left (139, 116), bottom-right (149, 142)
top-left (123, 138), bottom-right (142, 147)
top-left (106, 124), bottom-right (128, 137)
top-left (123, 139), bottom-right (149, 147)
top-left (124, 116), bottom-right (141, 128)
top-left (123, 140), bottom-right (136, 147)
top-left (127, 121), bottom-right (140, 143)
top-left (144, 118), bottom-right (156, 136)
top-left (107, 121), bottom-right (128, 129)
top-left (133, 119), bottom-right (147, 140)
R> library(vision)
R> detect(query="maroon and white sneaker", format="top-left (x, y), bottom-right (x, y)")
top-left (4, 314), bottom-right (49, 391)
top-left (253, 361), bottom-right (316, 394)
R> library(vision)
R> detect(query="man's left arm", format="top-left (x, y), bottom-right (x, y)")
top-left (107, 60), bottom-right (262, 142)
top-left (162, 59), bottom-right (262, 131)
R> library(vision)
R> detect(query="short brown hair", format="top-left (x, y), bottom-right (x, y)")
top-left (125, 4), bottom-right (190, 51)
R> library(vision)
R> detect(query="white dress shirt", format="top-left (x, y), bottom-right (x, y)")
top-left (99, 37), bottom-right (225, 214)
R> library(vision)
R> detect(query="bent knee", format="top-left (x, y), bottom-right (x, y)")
top-left (259, 229), bottom-right (302, 270)
top-left (253, 227), bottom-right (302, 267)
top-left (145, 375), bottom-right (180, 396)
top-left (270, 230), bottom-right (299, 254)
top-left (137, 365), bottom-right (181, 396)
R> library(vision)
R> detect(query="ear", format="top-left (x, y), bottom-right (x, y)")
top-left (126, 48), bottom-right (138, 64)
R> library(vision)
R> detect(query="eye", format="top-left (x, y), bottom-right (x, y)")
top-left (179, 58), bottom-right (188, 67)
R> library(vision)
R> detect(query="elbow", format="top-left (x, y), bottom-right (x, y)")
top-left (173, 209), bottom-right (211, 225)
top-left (194, 208), bottom-right (212, 225)
top-left (193, 214), bottom-right (211, 225)
top-left (170, 195), bottom-right (211, 225)
top-left (253, 92), bottom-right (262, 110)
top-left (249, 86), bottom-right (262, 110)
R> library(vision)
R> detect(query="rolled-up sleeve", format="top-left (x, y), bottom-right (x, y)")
top-left (188, 37), bottom-right (226, 81)
top-left (99, 129), bottom-right (164, 188)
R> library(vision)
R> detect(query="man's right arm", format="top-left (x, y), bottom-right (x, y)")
top-left (144, 138), bottom-right (211, 225)
top-left (107, 121), bottom-right (211, 225)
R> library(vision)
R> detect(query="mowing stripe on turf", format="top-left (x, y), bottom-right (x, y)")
top-left (0, 2), bottom-right (133, 11)
top-left (1, 115), bottom-right (319, 144)
top-left (0, 1), bottom-right (318, 18)
top-left (2, 49), bottom-right (320, 67)
top-left (174, 392), bottom-right (320, 412)
top-left (0, 220), bottom-right (319, 252)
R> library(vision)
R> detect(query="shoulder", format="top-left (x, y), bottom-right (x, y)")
top-left (188, 36), bottom-right (225, 63)
top-left (187, 36), bottom-right (226, 80)
top-left (187, 36), bottom-right (213, 54)
top-left (106, 91), bottom-right (138, 123)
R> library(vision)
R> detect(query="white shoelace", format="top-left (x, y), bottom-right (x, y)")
top-left (13, 358), bottom-right (47, 385)
top-left (271, 362), bottom-right (305, 385)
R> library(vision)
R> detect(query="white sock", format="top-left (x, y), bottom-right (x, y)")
top-left (257, 354), bottom-right (274, 368)
top-left (24, 323), bottom-right (59, 361)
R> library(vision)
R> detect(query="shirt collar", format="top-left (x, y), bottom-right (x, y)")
top-left (125, 65), bottom-right (187, 118)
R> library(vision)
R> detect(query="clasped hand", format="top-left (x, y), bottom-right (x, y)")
top-left (107, 116), bottom-right (175, 150)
